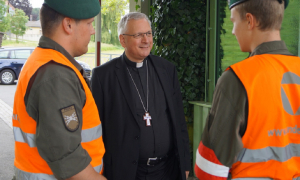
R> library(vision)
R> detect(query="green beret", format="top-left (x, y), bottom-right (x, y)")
top-left (229, 0), bottom-right (289, 9)
top-left (44, 0), bottom-right (100, 19)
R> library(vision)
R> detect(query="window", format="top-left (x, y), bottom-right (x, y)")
top-left (0, 51), bottom-right (9, 58)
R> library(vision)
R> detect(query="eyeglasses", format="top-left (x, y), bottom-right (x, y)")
top-left (122, 32), bottom-right (152, 39)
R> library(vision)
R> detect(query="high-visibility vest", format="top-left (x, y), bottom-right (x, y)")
top-left (12, 47), bottom-right (105, 179)
top-left (230, 54), bottom-right (300, 179)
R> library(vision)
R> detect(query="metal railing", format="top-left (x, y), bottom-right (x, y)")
top-left (101, 53), bottom-right (122, 61)
top-left (76, 53), bottom-right (122, 69)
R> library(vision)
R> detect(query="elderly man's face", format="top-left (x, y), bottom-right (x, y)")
top-left (119, 18), bottom-right (153, 62)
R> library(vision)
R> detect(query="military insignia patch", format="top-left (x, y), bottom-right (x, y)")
top-left (60, 105), bottom-right (79, 132)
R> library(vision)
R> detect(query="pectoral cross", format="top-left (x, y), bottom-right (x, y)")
top-left (143, 112), bottom-right (152, 126)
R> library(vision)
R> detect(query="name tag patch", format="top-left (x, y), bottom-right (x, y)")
top-left (60, 105), bottom-right (79, 132)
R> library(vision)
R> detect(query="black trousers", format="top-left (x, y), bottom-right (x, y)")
top-left (135, 155), bottom-right (180, 180)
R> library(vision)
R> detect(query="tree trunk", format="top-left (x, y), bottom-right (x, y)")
top-left (0, 32), bottom-right (4, 48)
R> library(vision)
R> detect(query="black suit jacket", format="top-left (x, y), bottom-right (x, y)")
top-left (91, 54), bottom-right (191, 180)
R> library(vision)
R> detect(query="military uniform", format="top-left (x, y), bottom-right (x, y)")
top-left (25, 36), bottom-right (93, 178)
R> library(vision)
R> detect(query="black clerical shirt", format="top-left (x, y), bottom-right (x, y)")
top-left (124, 55), bottom-right (174, 159)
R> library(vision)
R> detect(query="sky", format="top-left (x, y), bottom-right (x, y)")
top-left (29, 0), bottom-right (43, 8)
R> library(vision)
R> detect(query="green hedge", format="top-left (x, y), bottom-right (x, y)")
top-left (151, 0), bottom-right (207, 121)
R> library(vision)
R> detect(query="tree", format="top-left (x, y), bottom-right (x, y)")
top-left (0, 0), bottom-right (10, 32)
top-left (102, 0), bottom-right (129, 23)
top-left (9, 0), bottom-right (32, 19)
top-left (30, 8), bottom-right (40, 21)
top-left (11, 8), bottom-right (28, 42)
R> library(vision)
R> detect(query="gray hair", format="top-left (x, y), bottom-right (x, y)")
top-left (118, 12), bottom-right (151, 36)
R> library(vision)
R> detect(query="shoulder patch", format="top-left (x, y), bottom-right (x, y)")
top-left (60, 105), bottom-right (79, 132)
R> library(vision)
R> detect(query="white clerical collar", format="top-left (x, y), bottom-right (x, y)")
top-left (136, 62), bottom-right (143, 68)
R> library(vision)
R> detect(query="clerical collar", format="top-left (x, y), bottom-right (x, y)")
top-left (124, 53), bottom-right (144, 68)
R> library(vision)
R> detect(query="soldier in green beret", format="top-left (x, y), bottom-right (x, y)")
top-left (195, 0), bottom-right (300, 179)
top-left (12, 0), bottom-right (106, 180)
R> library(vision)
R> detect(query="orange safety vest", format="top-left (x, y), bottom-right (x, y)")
top-left (229, 54), bottom-right (300, 179)
top-left (12, 47), bottom-right (105, 179)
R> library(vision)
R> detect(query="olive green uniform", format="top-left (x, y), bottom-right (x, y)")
top-left (24, 36), bottom-right (91, 178)
top-left (201, 41), bottom-right (293, 172)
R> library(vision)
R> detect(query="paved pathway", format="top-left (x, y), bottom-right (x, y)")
top-left (0, 83), bottom-right (199, 180)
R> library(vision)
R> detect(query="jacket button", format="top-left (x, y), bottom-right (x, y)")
top-left (132, 160), bottom-right (137, 165)
top-left (135, 136), bottom-right (140, 140)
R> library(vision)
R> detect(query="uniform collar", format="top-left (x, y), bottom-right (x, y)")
top-left (250, 41), bottom-right (294, 57)
top-left (38, 36), bottom-right (84, 74)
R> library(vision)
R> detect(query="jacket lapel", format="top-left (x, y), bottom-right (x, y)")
top-left (149, 56), bottom-right (177, 126)
top-left (114, 54), bottom-right (139, 124)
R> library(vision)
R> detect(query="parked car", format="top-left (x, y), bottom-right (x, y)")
top-left (0, 47), bottom-right (34, 85)
top-left (0, 47), bottom-right (92, 85)
top-left (76, 60), bottom-right (92, 79)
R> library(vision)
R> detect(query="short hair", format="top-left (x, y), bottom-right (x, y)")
top-left (40, 4), bottom-right (81, 37)
top-left (233, 0), bottom-right (285, 30)
top-left (117, 12), bottom-right (151, 36)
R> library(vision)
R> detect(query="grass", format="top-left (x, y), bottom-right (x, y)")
top-left (220, 9), bottom-right (249, 71)
top-left (220, 1), bottom-right (300, 71)
top-left (2, 39), bottom-right (124, 54)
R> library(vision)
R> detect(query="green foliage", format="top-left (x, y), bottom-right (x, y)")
top-left (2, 39), bottom-right (38, 47)
top-left (281, 0), bottom-right (300, 56)
top-left (151, 0), bottom-right (206, 120)
top-left (0, 0), bottom-right (10, 33)
top-left (9, 0), bottom-right (32, 19)
top-left (102, 0), bottom-right (129, 23)
top-left (220, 0), bottom-right (300, 72)
top-left (31, 8), bottom-right (40, 21)
top-left (217, 0), bottom-right (227, 76)
top-left (101, 0), bottom-right (129, 46)
top-left (10, 8), bottom-right (28, 42)
top-left (220, 6), bottom-right (248, 72)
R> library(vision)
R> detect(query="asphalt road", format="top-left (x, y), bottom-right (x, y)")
top-left (0, 82), bottom-right (199, 180)
top-left (0, 82), bottom-right (16, 180)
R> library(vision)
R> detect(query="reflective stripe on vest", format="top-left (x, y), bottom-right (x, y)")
top-left (14, 124), bottom-right (102, 147)
top-left (195, 146), bottom-right (229, 177)
top-left (236, 143), bottom-right (300, 163)
top-left (15, 167), bottom-right (56, 180)
top-left (15, 164), bottom-right (103, 180)
top-left (233, 177), bottom-right (300, 180)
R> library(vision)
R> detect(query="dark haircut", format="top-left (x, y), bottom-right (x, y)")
top-left (232, 0), bottom-right (285, 31)
top-left (40, 4), bottom-right (81, 37)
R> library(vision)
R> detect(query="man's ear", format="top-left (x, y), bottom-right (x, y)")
top-left (245, 13), bottom-right (256, 30)
top-left (62, 17), bottom-right (73, 35)
top-left (119, 34), bottom-right (126, 48)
